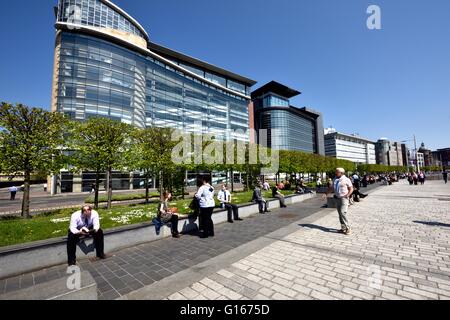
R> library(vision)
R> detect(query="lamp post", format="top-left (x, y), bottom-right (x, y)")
top-left (401, 136), bottom-right (420, 173)
top-left (413, 134), bottom-right (420, 173)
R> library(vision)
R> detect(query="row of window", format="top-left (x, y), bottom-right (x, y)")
top-left (57, 32), bottom-right (249, 140)
top-left (260, 110), bottom-right (316, 153)
top-left (58, 0), bottom-right (145, 38)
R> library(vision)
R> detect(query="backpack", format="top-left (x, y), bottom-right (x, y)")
top-left (189, 197), bottom-right (200, 212)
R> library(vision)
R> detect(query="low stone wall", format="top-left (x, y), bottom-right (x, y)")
top-left (0, 193), bottom-right (315, 279)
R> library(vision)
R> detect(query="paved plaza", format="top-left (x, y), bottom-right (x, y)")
top-left (1, 181), bottom-right (449, 300)
top-left (125, 180), bottom-right (450, 300)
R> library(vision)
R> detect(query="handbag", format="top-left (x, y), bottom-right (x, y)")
top-left (159, 211), bottom-right (173, 224)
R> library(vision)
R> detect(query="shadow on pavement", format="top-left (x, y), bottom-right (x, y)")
top-left (413, 221), bottom-right (450, 228)
top-left (299, 224), bottom-right (342, 233)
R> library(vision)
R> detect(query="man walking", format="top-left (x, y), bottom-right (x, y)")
top-left (9, 185), bottom-right (18, 200)
top-left (443, 169), bottom-right (448, 184)
top-left (218, 184), bottom-right (243, 223)
top-left (324, 168), bottom-right (354, 235)
top-left (67, 204), bottom-right (108, 266)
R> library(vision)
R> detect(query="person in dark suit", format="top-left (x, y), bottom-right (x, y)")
top-left (67, 205), bottom-right (107, 266)
top-left (252, 184), bottom-right (270, 214)
top-left (272, 185), bottom-right (287, 208)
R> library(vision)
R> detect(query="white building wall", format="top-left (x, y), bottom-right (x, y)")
top-left (325, 133), bottom-right (376, 164)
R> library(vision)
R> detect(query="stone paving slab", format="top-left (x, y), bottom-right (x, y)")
top-left (153, 181), bottom-right (450, 300)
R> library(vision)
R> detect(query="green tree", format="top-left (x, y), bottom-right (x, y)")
top-left (69, 117), bottom-right (133, 209)
top-left (0, 103), bottom-right (67, 218)
top-left (132, 127), bottom-right (179, 202)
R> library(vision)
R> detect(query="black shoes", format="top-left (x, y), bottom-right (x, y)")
top-left (172, 233), bottom-right (181, 238)
top-left (235, 218), bottom-right (243, 221)
top-left (228, 220), bottom-right (234, 223)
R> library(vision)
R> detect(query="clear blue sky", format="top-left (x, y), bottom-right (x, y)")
top-left (1, 0), bottom-right (449, 150)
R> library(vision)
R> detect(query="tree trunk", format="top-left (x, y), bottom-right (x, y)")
top-left (145, 170), bottom-right (150, 204)
top-left (22, 170), bottom-right (31, 218)
top-left (94, 170), bottom-right (100, 210)
top-left (159, 170), bottom-right (164, 201)
top-left (245, 165), bottom-right (250, 192)
top-left (107, 168), bottom-right (113, 209)
top-left (231, 169), bottom-right (234, 193)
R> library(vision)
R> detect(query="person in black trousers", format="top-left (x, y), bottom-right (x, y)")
top-left (217, 184), bottom-right (243, 223)
top-left (195, 177), bottom-right (216, 238)
top-left (252, 184), bottom-right (270, 213)
top-left (272, 185), bottom-right (287, 208)
top-left (158, 191), bottom-right (181, 238)
top-left (67, 205), bottom-right (107, 266)
top-left (9, 186), bottom-right (18, 200)
top-left (443, 170), bottom-right (448, 184)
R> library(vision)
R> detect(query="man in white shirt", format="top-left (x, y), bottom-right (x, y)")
top-left (9, 186), bottom-right (18, 200)
top-left (217, 184), bottom-right (243, 223)
top-left (67, 204), bottom-right (106, 265)
top-left (324, 168), bottom-right (354, 235)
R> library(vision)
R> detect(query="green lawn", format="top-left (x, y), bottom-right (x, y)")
top-left (0, 189), bottom-right (293, 248)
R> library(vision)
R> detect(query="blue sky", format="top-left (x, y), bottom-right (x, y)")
top-left (0, 0), bottom-right (449, 150)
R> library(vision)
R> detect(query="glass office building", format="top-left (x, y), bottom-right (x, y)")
top-left (50, 0), bottom-right (256, 193)
top-left (52, 0), bottom-right (256, 142)
top-left (251, 81), bottom-right (325, 155)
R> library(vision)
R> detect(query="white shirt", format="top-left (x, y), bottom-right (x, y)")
top-left (217, 190), bottom-right (231, 205)
top-left (195, 184), bottom-right (215, 208)
top-left (334, 176), bottom-right (353, 198)
top-left (9, 186), bottom-right (18, 192)
top-left (69, 210), bottom-right (100, 234)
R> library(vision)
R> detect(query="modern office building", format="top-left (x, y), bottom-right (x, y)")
top-left (324, 129), bottom-right (376, 164)
top-left (50, 0), bottom-right (257, 192)
top-left (52, 0), bottom-right (256, 142)
top-left (251, 81), bottom-right (325, 155)
top-left (375, 139), bottom-right (405, 166)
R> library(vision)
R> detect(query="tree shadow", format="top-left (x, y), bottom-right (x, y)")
top-left (299, 224), bottom-right (342, 233)
top-left (413, 221), bottom-right (450, 228)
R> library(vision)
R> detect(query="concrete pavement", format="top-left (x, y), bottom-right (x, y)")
top-left (128, 180), bottom-right (450, 300)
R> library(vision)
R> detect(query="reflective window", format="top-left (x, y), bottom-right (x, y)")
top-left (263, 95), bottom-right (289, 107)
top-left (259, 109), bottom-right (316, 153)
top-left (57, 32), bottom-right (249, 141)
top-left (58, 0), bottom-right (146, 39)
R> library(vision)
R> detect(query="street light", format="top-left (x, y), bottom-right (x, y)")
top-left (401, 135), bottom-right (420, 173)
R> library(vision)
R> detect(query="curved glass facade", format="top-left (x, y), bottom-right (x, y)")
top-left (57, 0), bottom-right (147, 39)
top-left (260, 109), bottom-right (316, 153)
top-left (56, 32), bottom-right (249, 140)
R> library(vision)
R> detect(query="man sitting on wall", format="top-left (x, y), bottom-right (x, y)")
top-left (67, 204), bottom-right (108, 266)
top-left (217, 184), bottom-right (243, 223)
